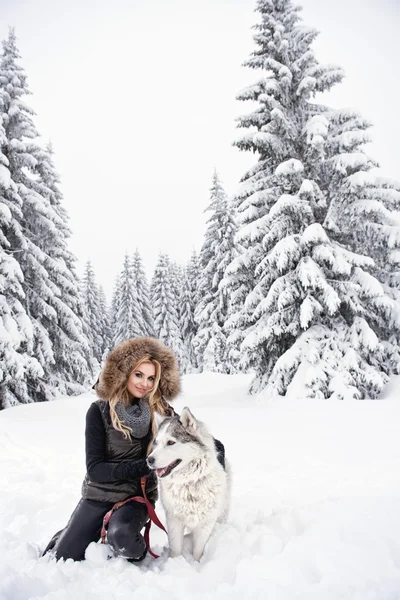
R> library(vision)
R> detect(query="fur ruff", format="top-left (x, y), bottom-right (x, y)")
top-left (95, 337), bottom-right (181, 402)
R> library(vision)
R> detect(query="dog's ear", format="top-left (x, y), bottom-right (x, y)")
top-left (180, 407), bottom-right (197, 432)
top-left (153, 411), bottom-right (168, 431)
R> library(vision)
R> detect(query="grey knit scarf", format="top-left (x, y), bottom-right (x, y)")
top-left (115, 398), bottom-right (151, 439)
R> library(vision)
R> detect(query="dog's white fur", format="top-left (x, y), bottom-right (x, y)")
top-left (147, 407), bottom-right (230, 561)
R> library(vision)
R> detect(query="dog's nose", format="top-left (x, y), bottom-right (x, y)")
top-left (147, 455), bottom-right (155, 466)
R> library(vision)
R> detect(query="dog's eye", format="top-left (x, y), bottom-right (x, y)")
top-left (167, 440), bottom-right (175, 446)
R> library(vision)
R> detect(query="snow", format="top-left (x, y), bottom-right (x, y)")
top-left (299, 295), bottom-right (322, 330)
top-left (301, 223), bottom-right (329, 246)
top-left (1, 372), bottom-right (400, 599)
top-left (346, 171), bottom-right (376, 189)
top-left (275, 159), bottom-right (304, 177)
top-left (334, 152), bottom-right (370, 175)
top-left (0, 164), bottom-right (11, 189)
top-left (306, 115), bottom-right (329, 143)
top-left (352, 267), bottom-right (384, 298)
top-left (299, 179), bottom-right (314, 194)
top-left (296, 75), bottom-right (316, 96)
top-left (348, 317), bottom-right (379, 352)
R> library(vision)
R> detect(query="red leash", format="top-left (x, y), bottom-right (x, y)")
top-left (101, 476), bottom-right (167, 559)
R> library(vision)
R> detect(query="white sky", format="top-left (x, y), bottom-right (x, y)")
top-left (1, 0), bottom-right (399, 299)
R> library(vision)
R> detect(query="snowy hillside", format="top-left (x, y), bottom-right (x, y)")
top-left (1, 373), bottom-right (400, 599)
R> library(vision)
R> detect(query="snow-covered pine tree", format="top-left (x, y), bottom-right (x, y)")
top-left (81, 261), bottom-right (103, 366)
top-left (110, 274), bottom-right (122, 343)
top-left (0, 29), bottom-right (57, 402)
top-left (187, 250), bottom-right (201, 314)
top-left (318, 108), bottom-right (400, 304)
top-left (98, 285), bottom-right (111, 361)
top-left (0, 111), bottom-right (42, 408)
top-left (169, 261), bottom-right (183, 302)
top-left (193, 171), bottom-right (238, 373)
top-left (112, 254), bottom-right (143, 346)
top-left (169, 260), bottom-right (186, 359)
top-left (179, 264), bottom-right (198, 372)
top-left (311, 108), bottom-right (400, 387)
top-left (151, 253), bottom-right (184, 363)
top-left (33, 143), bottom-right (92, 393)
top-left (226, 0), bottom-right (400, 399)
top-left (184, 250), bottom-right (201, 370)
top-left (132, 249), bottom-right (155, 337)
top-left (0, 28), bottom-right (94, 402)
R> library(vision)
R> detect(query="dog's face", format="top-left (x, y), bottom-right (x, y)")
top-left (147, 407), bottom-right (205, 478)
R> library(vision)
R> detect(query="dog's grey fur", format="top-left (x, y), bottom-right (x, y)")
top-left (147, 407), bottom-right (230, 561)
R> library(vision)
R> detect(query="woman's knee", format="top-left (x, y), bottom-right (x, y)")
top-left (107, 521), bottom-right (146, 559)
top-left (48, 499), bottom-right (108, 562)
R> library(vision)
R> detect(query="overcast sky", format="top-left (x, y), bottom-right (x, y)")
top-left (1, 0), bottom-right (399, 299)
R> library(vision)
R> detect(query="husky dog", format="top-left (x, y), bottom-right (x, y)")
top-left (147, 407), bottom-right (230, 561)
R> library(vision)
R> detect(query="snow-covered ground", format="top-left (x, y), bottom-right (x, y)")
top-left (1, 373), bottom-right (400, 599)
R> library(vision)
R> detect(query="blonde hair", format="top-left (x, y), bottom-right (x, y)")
top-left (108, 353), bottom-right (173, 446)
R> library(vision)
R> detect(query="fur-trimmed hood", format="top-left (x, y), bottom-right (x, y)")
top-left (95, 337), bottom-right (181, 402)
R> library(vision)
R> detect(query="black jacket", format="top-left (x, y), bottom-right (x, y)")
top-left (81, 400), bottom-right (157, 503)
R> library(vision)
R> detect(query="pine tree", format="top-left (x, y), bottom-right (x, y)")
top-left (112, 254), bottom-right (143, 346)
top-left (180, 270), bottom-right (197, 372)
top-left (33, 143), bottom-right (92, 393)
top-left (170, 261), bottom-right (183, 301)
top-left (0, 28), bottom-right (92, 402)
top-left (98, 285), bottom-right (111, 361)
top-left (226, 0), bottom-right (400, 399)
top-left (193, 171), bottom-right (238, 373)
top-left (187, 250), bottom-right (201, 314)
top-left (0, 29), bottom-right (54, 401)
top-left (81, 261), bottom-right (103, 366)
top-left (178, 250), bottom-right (201, 373)
top-left (170, 260), bottom-right (186, 357)
top-left (0, 113), bottom-right (42, 408)
top-left (319, 108), bottom-right (400, 302)
top-left (132, 249), bottom-right (154, 337)
top-left (110, 274), bottom-right (122, 343)
top-left (151, 253), bottom-right (184, 363)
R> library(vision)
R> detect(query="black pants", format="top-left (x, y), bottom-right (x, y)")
top-left (43, 498), bottom-right (148, 562)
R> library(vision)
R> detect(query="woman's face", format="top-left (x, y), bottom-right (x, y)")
top-left (127, 362), bottom-right (156, 399)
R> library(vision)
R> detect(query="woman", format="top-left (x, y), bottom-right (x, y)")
top-left (43, 336), bottom-right (180, 562)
